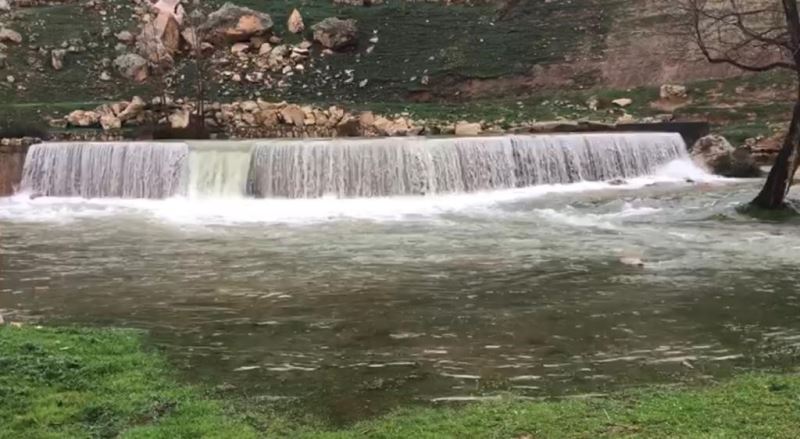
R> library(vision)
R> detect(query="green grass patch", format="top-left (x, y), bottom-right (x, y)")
top-left (0, 326), bottom-right (257, 438)
top-left (286, 376), bottom-right (800, 438)
top-left (3, 325), bottom-right (800, 438)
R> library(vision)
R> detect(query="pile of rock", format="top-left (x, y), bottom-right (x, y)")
top-left (58, 96), bottom-right (148, 130)
top-left (56, 95), bottom-right (631, 140)
top-left (112, 1), bottom-right (359, 86)
top-left (58, 97), bottom-right (496, 138)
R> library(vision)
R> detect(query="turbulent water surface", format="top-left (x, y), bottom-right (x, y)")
top-left (3, 138), bottom-right (800, 422)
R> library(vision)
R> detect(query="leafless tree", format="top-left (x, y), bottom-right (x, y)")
top-left (184, 5), bottom-right (209, 132)
top-left (685, 0), bottom-right (800, 208)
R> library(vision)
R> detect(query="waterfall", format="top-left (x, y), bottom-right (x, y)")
top-left (187, 141), bottom-right (254, 198)
top-left (249, 133), bottom-right (687, 198)
top-left (18, 133), bottom-right (689, 199)
top-left (512, 133), bottom-right (685, 186)
top-left (21, 142), bottom-right (189, 198)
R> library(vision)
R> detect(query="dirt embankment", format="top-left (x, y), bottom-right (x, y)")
top-left (448, 0), bottom-right (748, 99)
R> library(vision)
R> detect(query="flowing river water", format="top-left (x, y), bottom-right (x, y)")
top-left (2, 135), bottom-right (800, 422)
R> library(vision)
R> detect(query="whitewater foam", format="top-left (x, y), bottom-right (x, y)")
top-left (1, 159), bottom-right (725, 225)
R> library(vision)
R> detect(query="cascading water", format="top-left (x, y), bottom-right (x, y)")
top-left (512, 133), bottom-right (686, 186)
top-left (21, 142), bottom-right (189, 198)
top-left (249, 133), bottom-right (688, 198)
top-left (17, 133), bottom-right (690, 199)
top-left (187, 141), bottom-right (254, 198)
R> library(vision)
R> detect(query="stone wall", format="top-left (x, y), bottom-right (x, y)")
top-left (0, 139), bottom-right (36, 196)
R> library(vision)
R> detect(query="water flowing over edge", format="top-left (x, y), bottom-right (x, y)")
top-left (19, 133), bottom-right (695, 200)
top-left (3, 160), bottom-right (724, 225)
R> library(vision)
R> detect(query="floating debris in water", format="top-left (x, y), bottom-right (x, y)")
top-left (233, 365), bottom-right (261, 372)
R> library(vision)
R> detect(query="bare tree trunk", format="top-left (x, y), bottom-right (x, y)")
top-left (752, 91), bottom-right (800, 208)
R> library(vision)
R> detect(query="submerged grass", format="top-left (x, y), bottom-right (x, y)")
top-left (2, 325), bottom-right (800, 438)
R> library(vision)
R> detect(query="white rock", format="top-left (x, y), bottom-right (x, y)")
top-left (169, 109), bottom-right (191, 129)
top-left (287, 8), bottom-right (305, 34)
top-left (231, 42), bottom-right (249, 55)
top-left (116, 30), bottom-right (135, 44)
top-left (51, 49), bottom-right (67, 71)
top-left (612, 98), bottom-right (632, 108)
top-left (660, 84), bottom-right (688, 100)
top-left (0, 28), bottom-right (22, 44)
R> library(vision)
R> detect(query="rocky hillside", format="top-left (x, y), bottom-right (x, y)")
top-left (0, 0), bottom-right (792, 147)
top-left (0, 0), bottom-right (748, 105)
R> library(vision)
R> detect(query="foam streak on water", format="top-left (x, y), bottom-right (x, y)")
top-left (1, 158), bottom-right (720, 225)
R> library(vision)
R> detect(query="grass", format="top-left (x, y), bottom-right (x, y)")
top-left (2, 0), bottom-right (616, 106)
top-left (0, 325), bottom-right (258, 438)
top-left (2, 325), bottom-right (800, 438)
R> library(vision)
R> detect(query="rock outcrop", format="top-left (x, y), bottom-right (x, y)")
top-left (691, 135), bottom-right (761, 178)
top-left (312, 18), bottom-right (358, 50)
top-left (136, 18), bottom-right (178, 67)
top-left (199, 3), bottom-right (274, 44)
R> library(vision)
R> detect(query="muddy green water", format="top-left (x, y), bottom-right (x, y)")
top-left (2, 180), bottom-right (800, 422)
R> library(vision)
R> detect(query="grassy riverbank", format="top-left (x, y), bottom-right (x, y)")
top-left (2, 325), bottom-right (800, 438)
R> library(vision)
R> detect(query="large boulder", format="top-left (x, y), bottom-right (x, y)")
top-left (152, 0), bottom-right (185, 24)
top-left (199, 3), bottom-right (273, 44)
top-left (691, 135), bottom-right (761, 178)
top-left (748, 130), bottom-right (784, 164)
top-left (312, 18), bottom-right (358, 50)
top-left (154, 12), bottom-right (181, 53)
top-left (136, 16), bottom-right (178, 67)
top-left (114, 53), bottom-right (149, 82)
